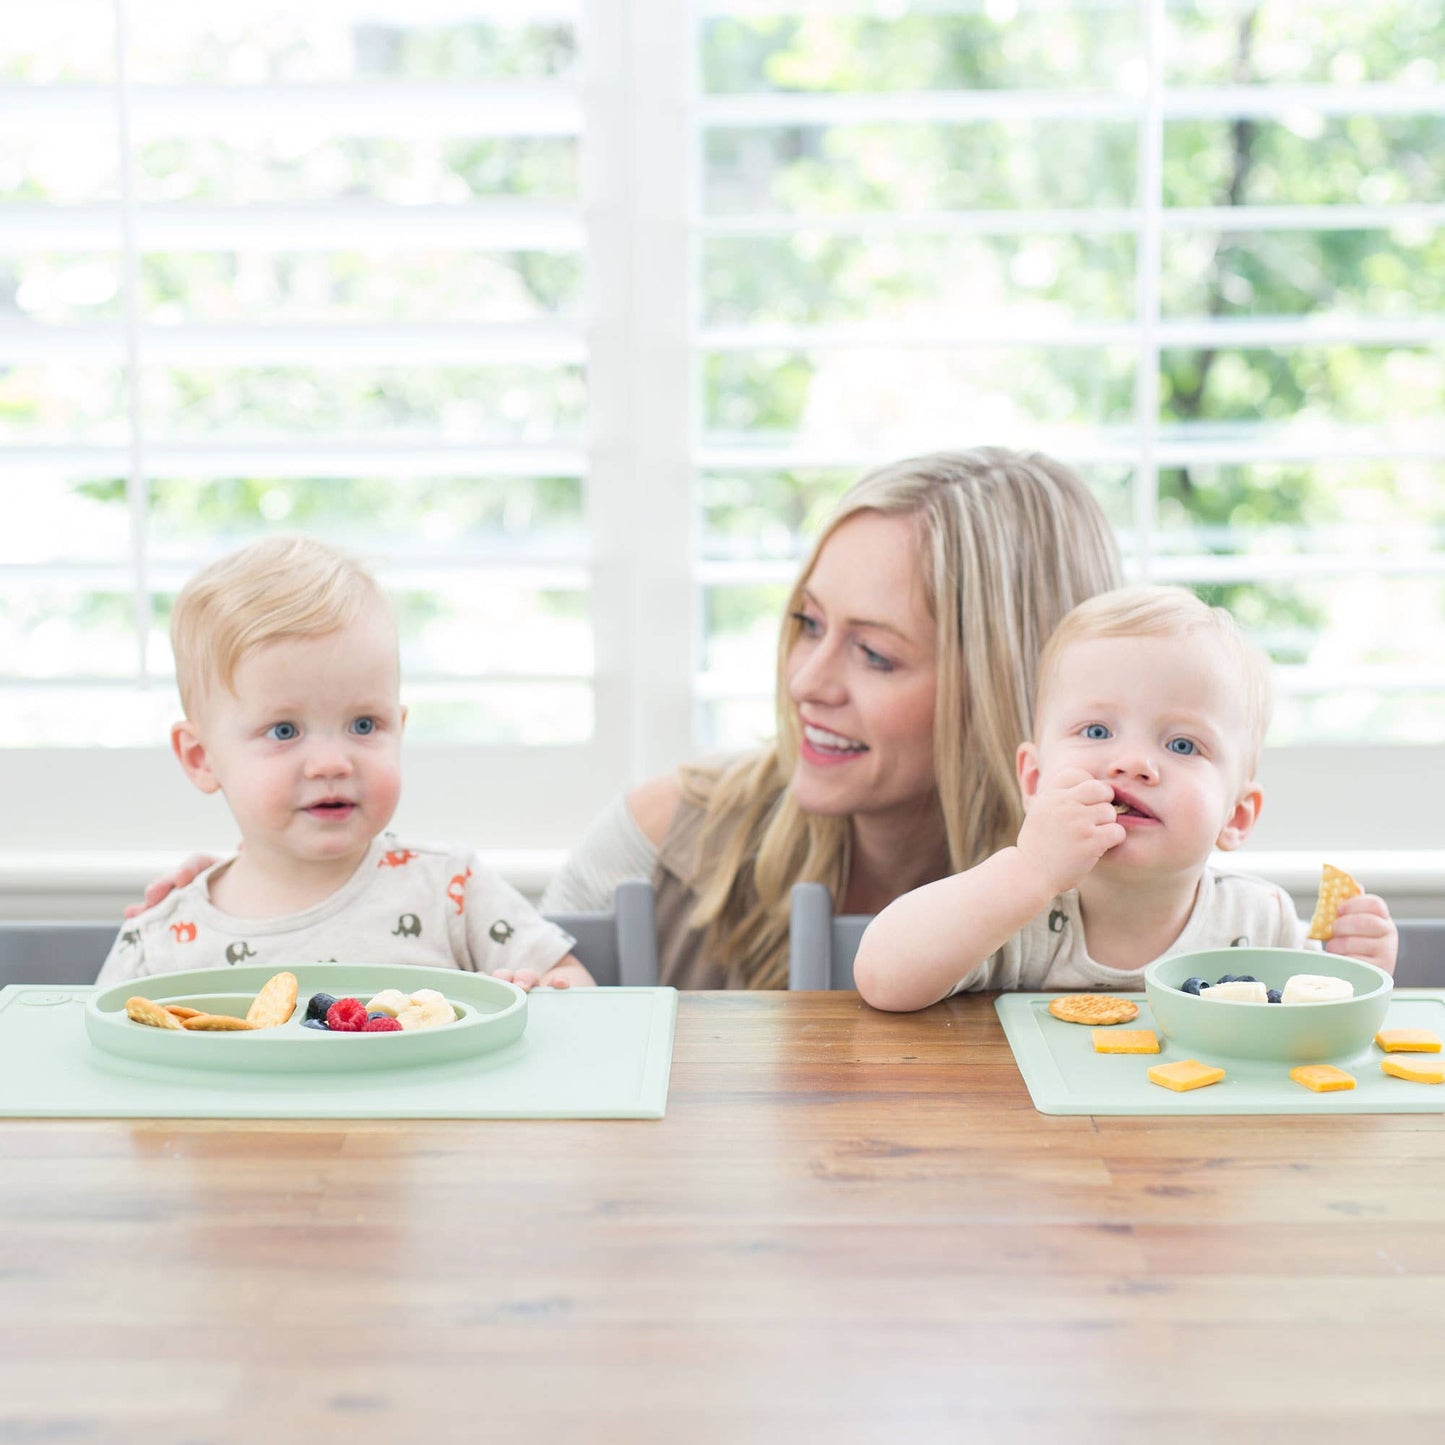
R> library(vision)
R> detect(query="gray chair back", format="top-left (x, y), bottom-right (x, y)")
top-left (1396, 919), bottom-right (1445, 987)
top-left (0, 879), bottom-right (662, 990)
top-left (0, 921), bottom-right (117, 987)
top-left (786, 883), bottom-right (1445, 992)
top-left (544, 878), bottom-right (660, 986)
top-left (788, 881), bottom-right (869, 990)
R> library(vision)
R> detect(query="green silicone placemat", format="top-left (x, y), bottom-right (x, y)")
top-left (0, 985), bottom-right (676, 1119)
top-left (996, 989), bottom-right (1445, 1116)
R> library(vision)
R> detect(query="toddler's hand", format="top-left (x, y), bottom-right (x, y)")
top-left (1016, 767), bottom-right (1126, 897)
top-left (489, 967), bottom-right (558, 992)
top-left (1324, 894), bottom-right (1398, 975)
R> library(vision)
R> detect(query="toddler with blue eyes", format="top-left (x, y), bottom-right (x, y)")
top-left (852, 585), bottom-right (1397, 1012)
top-left (97, 536), bottom-right (590, 989)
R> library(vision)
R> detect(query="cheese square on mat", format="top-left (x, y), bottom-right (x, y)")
top-left (1374, 1029), bottom-right (1442, 1054)
top-left (1289, 1065), bottom-right (1356, 1093)
top-left (1147, 1060), bottom-right (1225, 1092)
top-left (1091, 1028), bottom-right (1160, 1054)
top-left (1381, 1057), bottom-right (1445, 1085)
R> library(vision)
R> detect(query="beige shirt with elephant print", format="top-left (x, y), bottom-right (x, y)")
top-left (95, 833), bottom-right (575, 986)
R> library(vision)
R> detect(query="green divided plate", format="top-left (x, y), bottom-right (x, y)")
top-left (88, 963), bottom-right (527, 1074)
top-left (997, 989), bottom-right (1445, 1115)
top-left (0, 984), bottom-right (677, 1119)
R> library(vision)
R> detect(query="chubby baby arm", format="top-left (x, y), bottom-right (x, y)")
top-left (1324, 893), bottom-right (1398, 975)
top-left (853, 769), bottom-right (1125, 1013)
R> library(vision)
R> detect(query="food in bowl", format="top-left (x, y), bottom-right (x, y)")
top-left (1143, 948), bottom-right (1392, 1064)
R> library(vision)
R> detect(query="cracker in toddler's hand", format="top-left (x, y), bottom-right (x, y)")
top-left (1048, 994), bottom-right (1139, 1026)
top-left (1306, 863), bottom-right (1361, 941)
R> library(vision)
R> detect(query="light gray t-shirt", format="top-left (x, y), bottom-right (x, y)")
top-left (540, 794), bottom-right (656, 914)
top-left (97, 833), bottom-right (576, 986)
top-left (951, 866), bottom-right (1316, 994)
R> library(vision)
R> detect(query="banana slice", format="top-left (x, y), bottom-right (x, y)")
top-left (396, 998), bottom-right (457, 1031)
top-left (365, 988), bottom-right (410, 1018)
top-left (1200, 980), bottom-right (1268, 1003)
top-left (1281, 974), bottom-right (1355, 1005)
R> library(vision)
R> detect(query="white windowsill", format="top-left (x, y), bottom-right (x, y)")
top-left (3, 849), bottom-right (1442, 920)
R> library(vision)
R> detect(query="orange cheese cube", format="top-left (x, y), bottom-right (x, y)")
top-left (1147, 1059), bottom-right (1225, 1092)
top-left (1092, 1028), bottom-right (1160, 1054)
top-left (1289, 1064), bottom-right (1356, 1093)
top-left (1381, 1057), bottom-right (1445, 1085)
top-left (1374, 1029), bottom-right (1442, 1054)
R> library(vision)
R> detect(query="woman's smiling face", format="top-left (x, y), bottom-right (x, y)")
top-left (784, 510), bottom-right (939, 825)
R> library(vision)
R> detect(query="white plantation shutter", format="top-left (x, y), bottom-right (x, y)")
top-left (1, 0), bottom-right (1442, 873)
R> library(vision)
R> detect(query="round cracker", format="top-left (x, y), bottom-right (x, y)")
top-left (1048, 993), bottom-right (1139, 1026)
top-left (245, 970), bottom-right (299, 1028)
top-left (181, 1013), bottom-right (256, 1031)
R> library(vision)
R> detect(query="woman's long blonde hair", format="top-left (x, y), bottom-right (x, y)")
top-left (682, 447), bottom-right (1123, 989)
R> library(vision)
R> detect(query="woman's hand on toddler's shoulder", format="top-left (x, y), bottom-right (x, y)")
top-left (124, 852), bottom-right (222, 918)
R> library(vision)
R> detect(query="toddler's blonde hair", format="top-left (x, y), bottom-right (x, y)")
top-left (1036, 584), bottom-right (1273, 777)
top-left (171, 536), bottom-right (392, 716)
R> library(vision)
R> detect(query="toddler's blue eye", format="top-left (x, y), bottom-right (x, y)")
top-left (790, 610), bottom-right (822, 637)
top-left (1167, 737), bottom-right (1197, 755)
top-left (1082, 723), bottom-right (1110, 740)
top-left (266, 722), bottom-right (298, 742)
top-left (350, 716), bottom-right (377, 736)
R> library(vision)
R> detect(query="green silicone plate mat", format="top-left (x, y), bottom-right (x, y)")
top-left (997, 990), bottom-right (1445, 1116)
top-left (0, 985), bottom-right (677, 1119)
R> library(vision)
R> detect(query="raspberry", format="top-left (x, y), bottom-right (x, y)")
top-left (326, 997), bottom-right (368, 1032)
top-left (362, 1015), bottom-right (403, 1033)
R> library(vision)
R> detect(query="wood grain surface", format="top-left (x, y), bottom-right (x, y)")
top-left (2, 991), bottom-right (1442, 1444)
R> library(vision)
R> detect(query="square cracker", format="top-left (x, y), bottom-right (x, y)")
top-left (1306, 863), bottom-right (1361, 942)
top-left (245, 971), bottom-right (299, 1028)
top-left (1381, 1057), bottom-right (1445, 1085)
top-left (1374, 1029), bottom-right (1441, 1054)
top-left (1289, 1064), bottom-right (1356, 1093)
top-left (1091, 1028), bottom-right (1159, 1054)
top-left (1147, 1059), bottom-right (1226, 1092)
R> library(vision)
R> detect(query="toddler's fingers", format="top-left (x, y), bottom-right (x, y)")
top-left (545, 977), bottom-right (572, 990)
top-left (1335, 892), bottom-right (1389, 919)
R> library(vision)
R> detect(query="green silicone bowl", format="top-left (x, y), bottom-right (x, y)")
top-left (1143, 948), bottom-right (1392, 1063)
top-left (85, 963), bottom-right (527, 1074)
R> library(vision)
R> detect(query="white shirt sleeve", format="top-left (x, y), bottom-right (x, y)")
top-left (540, 794), bottom-right (658, 913)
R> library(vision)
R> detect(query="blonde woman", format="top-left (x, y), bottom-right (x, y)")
top-left (542, 447), bottom-right (1122, 988)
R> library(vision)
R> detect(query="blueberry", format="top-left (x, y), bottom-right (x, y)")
top-left (302, 1018), bottom-right (330, 1030)
top-left (1181, 977), bottom-right (1207, 996)
top-left (1215, 974), bottom-right (1237, 985)
top-left (367, 1011), bottom-right (389, 1022)
top-left (305, 992), bottom-right (337, 1022)
top-left (1267, 988), bottom-right (1282, 1004)
top-left (1234, 975), bottom-right (1260, 984)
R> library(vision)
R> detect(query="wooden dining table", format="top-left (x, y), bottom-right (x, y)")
top-left (1, 990), bottom-right (1442, 1443)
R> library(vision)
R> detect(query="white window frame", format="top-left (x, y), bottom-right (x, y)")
top-left (2, 0), bottom-right (1443, 906)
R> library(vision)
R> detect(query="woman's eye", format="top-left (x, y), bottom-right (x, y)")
top-left (1167, 737), bottom-right (1198, 755)
top-left (790, 610), bottom-right (822, 637)
top-left (860, 643), bottom-right (894, 671)
top-left (266, 722), bottom-right (298, 742)
top-left (1083, 723), bottom-right (1111, 740)
top-left (350, 716), bottom-right (377, 736)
